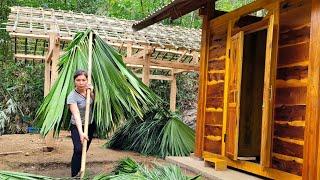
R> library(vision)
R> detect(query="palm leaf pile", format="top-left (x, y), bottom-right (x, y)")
top-left (0, 171), bottom-right (54, 180)
top-left (35, 29), bottom-right (159, 136)
top-left (107, 108), bottom-right (195, 158)
top-left (0, 158), bottom-right (201, 180)
top-left (93, 157), bottom-right (201, 180)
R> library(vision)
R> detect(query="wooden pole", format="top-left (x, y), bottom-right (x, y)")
top-left (170, 71), bottom-right (177, 111)
top-left (80, 31), bottom-right (93, 179)
top-left (142, 46), bottom-right (150, 86)
top-left (303, 0), bottom-right (320, 179)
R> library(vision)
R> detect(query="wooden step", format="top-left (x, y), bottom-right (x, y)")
top-left (204, 157), bottom-right (227, 171)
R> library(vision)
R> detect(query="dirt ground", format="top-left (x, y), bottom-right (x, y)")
top-left (0, 131), bottom-right (178, 178)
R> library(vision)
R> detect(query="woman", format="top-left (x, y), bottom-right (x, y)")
top-left (67, 69), bottom-right (95, 177)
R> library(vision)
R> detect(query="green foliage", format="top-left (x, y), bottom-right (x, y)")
top-left (35, 29), bottom-right (159, 136)
top-left (94, 157), bottom-right (201, 180)
top-left (0, 170), bottom-right (54, 180)
top-left (0, 61), bottom-right (43, 134)
top-left (107, 108), bottom-right (195, 158)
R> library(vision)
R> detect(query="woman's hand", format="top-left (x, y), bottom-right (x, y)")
top-left (79, 132), bottom-right (89, 144)
top-left (86, 84), bottom-right (93, 91)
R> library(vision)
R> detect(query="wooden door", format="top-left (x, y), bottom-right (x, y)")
top-left (260, 13), bottom-right (279, 167)
top-left (225, 31), bottom-right (244, 160)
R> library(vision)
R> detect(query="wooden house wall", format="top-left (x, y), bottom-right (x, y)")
top-left (272, 2), bottom-right (311, 176)
top-left (203, 26), bottom-right (228, 155)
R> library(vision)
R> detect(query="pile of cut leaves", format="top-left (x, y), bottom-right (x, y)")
top-left (107, 108), bottom-right (195, 158)
top-left (0, 158), bottom-right (201, 180)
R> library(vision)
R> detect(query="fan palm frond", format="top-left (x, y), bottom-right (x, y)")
top-left (107, 109), bottom-right (195, 158)
top-left (35, 29), bottom-right (159, 136)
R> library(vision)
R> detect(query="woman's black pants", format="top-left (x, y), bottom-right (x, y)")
top-left (70, 123), bottom-right (96, 177)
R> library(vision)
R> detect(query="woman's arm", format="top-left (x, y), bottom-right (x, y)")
top-left (69, 104), bottom-right (88, 143)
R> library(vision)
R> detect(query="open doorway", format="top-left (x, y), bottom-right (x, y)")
top-left (237, 29), bottom-right (267, 163)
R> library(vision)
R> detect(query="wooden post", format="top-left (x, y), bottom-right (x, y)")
top-left (127, 42), bottom-right (132, 57)
top-left (142, 46), bottom-right (150, 86)
top-left (170, 71), bottom-right (177, 111)
top-left (80, 31), bottom-right (93, 179)
top-left (49, 31), bottom-right (60, 85)
top-left (195, 1), bottom-right (213, 157)
top-left (191, 51), bottom-right (199, 64)
top-left (303, 0), bottom-right (320, 179)
top-left (222, 21), bottom-right (233, 157)
top-left (44, 24), bottom-right (60, 147)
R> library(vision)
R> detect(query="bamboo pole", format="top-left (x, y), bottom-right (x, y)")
top-left (80, 31), bottom-right (93, 178)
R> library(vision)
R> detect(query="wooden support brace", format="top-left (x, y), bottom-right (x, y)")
top-left (170, 71), bottom-right (177, 111)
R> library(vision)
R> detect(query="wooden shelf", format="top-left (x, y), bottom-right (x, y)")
top-left (208, 70), bottom-right (225, 74)
top-left (207, 80), bottom-right (224, 85)
top-left (205, 124), bottom-right (223, 127)
top-left (205, 135), bottom-right (222, 141)
top-left (277, 60), bottom-right (309, 68)
top-left (279, 40), bottom-right (309, 49)
top-left (209, 55), bottom-right (226, 61)
top-left (206, 108), bottom-right (223, 112)
top-left (276, 79), bottom-right (308, 88)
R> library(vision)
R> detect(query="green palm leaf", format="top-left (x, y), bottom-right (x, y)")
top-left (107, 109), bottom-right (195, 158)
top-left (96, 158), bottom-right (201, 180)
top-left (35, 29), bottom-right (159, 136)
top-left (0, 171), bottom-right (54, 180)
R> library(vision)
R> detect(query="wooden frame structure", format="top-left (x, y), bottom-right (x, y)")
top-left (5, 6), bottom-right (201, 111)
top-left (133, 0), bottom-right (320, 179)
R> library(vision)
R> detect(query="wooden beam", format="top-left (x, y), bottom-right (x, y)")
top-left (170, 71), bottom-right (177, 111)
top-left (124, 57), bottom-right (199, 71)
top-left (210, 0), bottom-right (277, 28)
top-left (142, 46), bottom-right (150, 86)
top-left (14, 53), bottom-right (45, 60)
top-left (135, 74), bottom-right (174, 81)
top-left (303, 0), bottom-right (320, 179)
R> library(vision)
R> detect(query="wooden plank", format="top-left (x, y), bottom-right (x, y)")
top-left (14, 53), bottom-right (45, 60)
top-left (169, 73), bottom-right (177, 111)
top-left (206, 83), bottom-right (224, 98)
top-left (274, 123), bottom-right (304, 140)
top-left (225, 31), bottom-right (244, 160)
top-left (222, 21), bottom-right (232, 157)
top-left (278, 43), bottom-right (309, 66)
top-left (204, 138), bottom-right (222, 154)
top-left (203, 151), bottom-right (301, 179)
top-left (206, 97), bottom-right (223, 108)
top-left (208, 72), bottom-right (225, 82)
top-left (261, 5), bottom-right (280, 167)
top-left (205, 126), bottom-right (222, 137)
top-left (276, 79), bottom-right (308, 88)
top-left (124, 57), bottom-right (199, 71)
top-left (195, 2), bottom-right (211, 157)
top-left (274, 105), bottom-right (306, 121)
top-left (210, 0), bottom-right (277, 28)
top-left (205, 112), bottom-right (223, 125)
top-left (273, 138), bottom-right (303, 158)
top-left (275, 87), bottom-right (307, 105)
top-left (303, 0), bottom-right (320, 179)
top-left (272, 156), bottom-right (302, 176)
top-left (277, 66), bottom-right (308, 81)
top-left (208, 59), bottom-right (225, 70)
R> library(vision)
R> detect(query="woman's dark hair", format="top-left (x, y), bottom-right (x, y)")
top-left (73, 69), bottom-right (88, 80)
